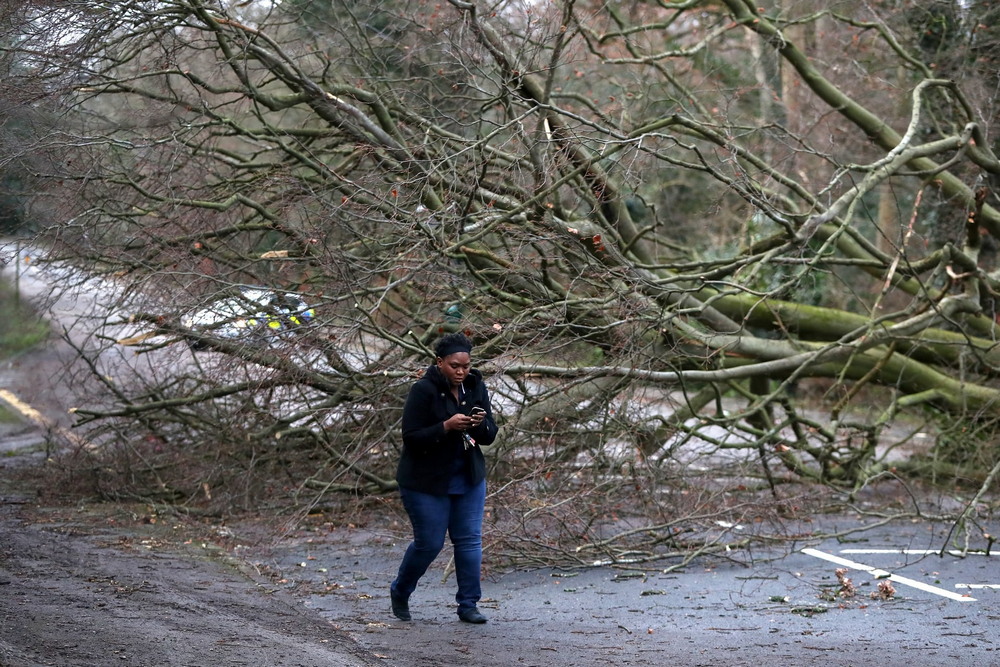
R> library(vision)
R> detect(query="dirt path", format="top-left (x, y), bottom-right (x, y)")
top-left (0, 353), bottom-right (380, 666)
top-left (0, 492), bottom-right (377, 667)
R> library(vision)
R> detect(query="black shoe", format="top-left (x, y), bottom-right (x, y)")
top-left (458, 607), bottom-right (487, 624)
top-left (390, 590), bottom-right (411, 621)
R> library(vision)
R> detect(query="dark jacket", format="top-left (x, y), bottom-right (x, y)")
top-left (396, 364), bottom-right (497, 495)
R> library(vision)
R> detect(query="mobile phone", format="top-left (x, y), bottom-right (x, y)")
top-left (470, 407), bottom-right (485, 415)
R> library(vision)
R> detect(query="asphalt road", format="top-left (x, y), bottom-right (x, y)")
top-left (249, 511), bottom-right (1000, 667)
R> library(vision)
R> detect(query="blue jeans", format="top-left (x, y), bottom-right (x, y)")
top-left (391, 479), bottom-right (486, 612)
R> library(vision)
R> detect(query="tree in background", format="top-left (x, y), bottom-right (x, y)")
top-left (0, 4), bottom-right (60, 234)
top-left (5, 0), bottom-right (1000, 566)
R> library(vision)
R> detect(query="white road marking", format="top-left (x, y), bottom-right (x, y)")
top-left (800, 548), bottom-right (977, 602)
top-left (955, 584), bottom-right (1000, 590)
top-left (841, 548), bottom-right (998, 557)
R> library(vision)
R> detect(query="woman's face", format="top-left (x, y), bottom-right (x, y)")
top-left (437, 352), bottom-right (472, 387)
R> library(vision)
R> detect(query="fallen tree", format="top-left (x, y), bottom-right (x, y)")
top-left (3, 0), bottom-right (1000, 562)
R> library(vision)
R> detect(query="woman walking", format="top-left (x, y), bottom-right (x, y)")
top-left (390, 332), bottom-right (497, 624)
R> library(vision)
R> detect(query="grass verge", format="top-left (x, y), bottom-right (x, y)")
top-left (0, 278), bottom-right (49, 356)
top-left (0, 277), bottom-right (50, 423)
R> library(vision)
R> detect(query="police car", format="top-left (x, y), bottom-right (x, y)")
top-left (181, 287), bottom-right (315, 349)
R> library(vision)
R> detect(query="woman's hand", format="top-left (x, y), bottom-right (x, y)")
top-left (444, 413), bottom-right (476, 432)
top-left (444, 408), bottom-right (485, 432)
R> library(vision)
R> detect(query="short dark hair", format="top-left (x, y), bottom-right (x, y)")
top-left (435, 332), bottom-right (473, 358)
